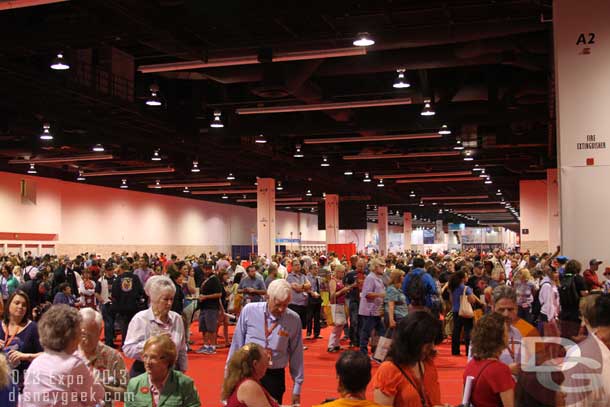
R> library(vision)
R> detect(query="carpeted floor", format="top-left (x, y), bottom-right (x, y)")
top-left (120, 324), bottom-right (467, 407)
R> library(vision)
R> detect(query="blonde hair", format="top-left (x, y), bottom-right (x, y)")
top-left (519, 268), bottom-right (532, 282)
top-left (221, 343), bottom-right (265, 400)
top-left (389, 269), bottom-right (404, 286)
top-left (143, 335), bottom-right (177, 367)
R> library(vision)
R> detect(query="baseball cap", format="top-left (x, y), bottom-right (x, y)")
top-left (556, 256), bottom-right (568, 263)
top-left (370, 258), bottom-right (386, 268)
top-left (590, 258), bottom-right (603, 266)
top-left (530, 255), bottom-right (538, 263)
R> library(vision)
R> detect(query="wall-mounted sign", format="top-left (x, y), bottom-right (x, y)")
top-left (522, 229), bottom-right (529, 235)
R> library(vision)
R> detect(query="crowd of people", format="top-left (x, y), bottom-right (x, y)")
top-left (0, 246), bottom-right (608, 406)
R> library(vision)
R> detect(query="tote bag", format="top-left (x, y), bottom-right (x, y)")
top-left (373, 328), bottom-right (394, 362)
top-left (459, 287), bottom-right (474, 319)
top-left (331, 303), bottom-right (346, 326)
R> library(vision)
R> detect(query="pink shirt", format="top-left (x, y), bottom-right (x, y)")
top-left (22, 350), bottom-right (105, 407)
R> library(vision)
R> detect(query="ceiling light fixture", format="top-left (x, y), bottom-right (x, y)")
top-left (255, 133), bottom-right (267, 144)
top-left (374, 171), bottom-right (471, 180)
top-left (210, 110), bottom-right (224, 128)
top-left (146, 181), bottom-right (231, 189)
top-left (343, 170), bottom-right (353, 176)
top-left (183, 186), bottom-right (190, 193)
top-left (154, 180), bottom-right (161, 189)
top-left (473, 164), bottom-right (483, 171)
top-left (353, 32), bottom-right (375, 47)
top-left (191, 160), bottom-right (200, 173)
top-left (410, 190), bottom-right (416, 198)
top-left (293, 144), bottom-right (304, 158)
top-left (40, 122), bottom-right (53, 140)
top-left (438, 124), bottom-right (451, 135)
top-left (395, 176), bottom-right (481, 184)
top-left (496, 189), bottom-right (502, 196)
top-left (276, 181), bottom-right (284, 191)
top-left (120, 179), bottom-right (128, 189)
top-left (191, 189), bottom-right (256, 196)
top-left (50, 52), bottom-right (70, 70)
top-left (479, 170), bottom-right (487, 178)
top-left (146, 83), bottom-right (162, 106)
top-left (363, 172), bottom-right (372, 182)
top-left (419, 201), bottom-right (424, 207)
top-left (377, 179), bottom-right (385, 187)
top-left (76, 171), bottom-right (86, 181)
top-left (463, 150), bottom-right (474, 161)
top-left (320, 156), bottom-right (330, 167)
top-left (306, 189), bottom-right (312, 197)
top-left (151, 149), bottom-right (162, 161)
top-left (393, 68), bottom-right (410, 89)
top-left (485, 177), bottom-right (493, 184)
top-left (92, 144), bottom-right (104, 152)
top-left (420, 99), bottom-right (435, 116)
top-left (221, 194), bottom-right (228, 199)
top-left (453, 139), bottom-right (464, 150)
top-left (27, 163), bottom-right (37, 174)
top-left (226, 173), bottom-right (235, 180)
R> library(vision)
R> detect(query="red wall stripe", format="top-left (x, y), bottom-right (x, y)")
top-left (0, 233), bottom-right (57, 241)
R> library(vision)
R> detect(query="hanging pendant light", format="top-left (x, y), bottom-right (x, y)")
top-left (306, 189), bottom-right (312, 197)
top-left (92, 144), bottom-right (104, 152)
top-left (453, 139), bottom-right (464, 150)
top-left (50, 52), bottom-right (70, 70)
top-left (320, 156), bottom-right (330, 167)
top-left (377, 179), bottom-right (385, 187)
top-left (154, 180), bottom-right (162, 189)
top-left (76, 170), bottom-right (86, 181)
top-left (255, 133), bottom-right (267, 144)
top-left (27, 163), bottom-right (37, 174)
top-left (210, 110), bottom-right (224, 128)
top-left (293, 144), bottom-right (304, 158)
top-left (120, 179), bottom-right (128, 189)
top-left (151, 149), bottom-right (162, 161)
top-left (363, 172), bottom-right (371, 182)
top-left (393, 68), bottom-right (410, 89)
top-left (146, 83), bottom-right (162, 106)
top-left (353, 32), bottom-right (375, 47)
top-left (40, 122), bottom-right (53, 140)
top-left (191, 160), bottom-right (200, 173)
top-left (226, 173), bottom-right (235, 180)
top-left (420, 99), bottom-right (435, 116)
top-left (438, 124), bottom-right (451, 135)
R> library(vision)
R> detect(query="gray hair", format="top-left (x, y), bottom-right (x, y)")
top-left (39, 304), bottom-right (82, 352)
top-left (492, 285), bottom-right (517, 305)
top-left (79, 308), bottom-right (103, 331)
top-left (145, 275), bottom-right (176, 302)
top-left (267, 279), bottom-right (291, 302)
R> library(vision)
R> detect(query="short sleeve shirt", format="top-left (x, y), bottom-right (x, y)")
top-left (452, 284), bottom-right (472, 313)
top-left (373, 360), bottom-right (441, 407)
top-left (200, 274), bottom-right (222, 309)
top-left (463, 359), bottom-right (515, 407)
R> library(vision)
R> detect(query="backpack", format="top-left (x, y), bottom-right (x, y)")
top-left (559, 274), bottom-right (579, 309)
top-left (407, 272), bottom-right (428, 306)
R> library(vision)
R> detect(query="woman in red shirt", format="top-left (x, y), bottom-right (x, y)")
top-left (463, 313), bottom-right (515, 407)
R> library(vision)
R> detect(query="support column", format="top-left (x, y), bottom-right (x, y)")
top-left (519, 180), bottom-right (549, 253)
top-left (403, 212), bottom-right (412, 251)
top-left (547, 169), bottom-right (560, 251)
top-left (325, 194), bottom-right (339, 245)
top-left (378, 206), bottom-right (388, 256)
top-left (256, 178), bottom-right (275, 257)
top-left (555, 0), bottom-right (610, 264)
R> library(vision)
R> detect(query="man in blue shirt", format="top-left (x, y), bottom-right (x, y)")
top-left (237, 265), bottom-right (267, 303)
top-left (227, 279), bottom-right (304, 405)
top-left (401, 257), bottom-right (439, 313)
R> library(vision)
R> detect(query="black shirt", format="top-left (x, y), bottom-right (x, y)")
top-left (200, 274), bottom-right (222, 310)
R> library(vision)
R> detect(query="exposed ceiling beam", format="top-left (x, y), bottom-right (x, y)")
top-left (343, 151), bottom-right (460, 160)
top-left (304, 133), bottom-right (441, 145)
top-left (396, 177), bottom-right (482, 184)
top-left (421, 195), bottom-right (489, 201)
top-left (0, 0), bottom-right (68, 11)
top-left (190, 189), bottom-right (257, 195)
top-left (146, 182), bottom-right (231, 189)
top-left (138, 47), bottom-right (366, 73)
top-left (373, 171), bottom-right (471, 179)
top-left (8, 154), bottom-right (114, 164)
top-left (236, 98), bottom-right (412, 115)
top-left (83, 167), bottom-right (175, 177)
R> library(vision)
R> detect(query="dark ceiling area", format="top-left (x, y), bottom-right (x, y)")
top-left (0, 0), bottom-right (554, 230)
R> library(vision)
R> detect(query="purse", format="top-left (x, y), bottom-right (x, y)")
top-left (331, 303), bottom-right (346, 326)
top-left (459, 287), bottom-right (474, 319)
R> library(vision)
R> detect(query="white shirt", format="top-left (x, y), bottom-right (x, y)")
top-left (539, 276), bottom-right (560, 320)
top-left (123, 308), bottom-right (188, 371)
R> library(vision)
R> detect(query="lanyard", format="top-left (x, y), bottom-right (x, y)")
top-left (2, 322), bottom-right (24, 349)
top-left (264, 311), bottom-right (280, 349)
top-left (393, 362), bottom-right (428, 407)
top-left (150, 387), bottom-right (157, 407)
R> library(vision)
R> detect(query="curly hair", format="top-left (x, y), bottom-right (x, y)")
top-left (221, 343), bottom-right (265, 400)
top-left (38, 304), bottom-right (81, 352)
top-left (471, 312), bottom-right (507, 360)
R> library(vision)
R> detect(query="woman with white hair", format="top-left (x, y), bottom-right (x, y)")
top-left (123, 275), bottom-right (187, 377)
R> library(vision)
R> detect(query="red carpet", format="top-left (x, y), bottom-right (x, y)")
top-left (120, 324), bottom-right (467, 406)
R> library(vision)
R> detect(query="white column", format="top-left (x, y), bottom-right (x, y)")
top-left (555, 0), bottom-right (610, 264)
top-left (378, 206), bottom-right (388, 256)
top-left (325, 194), bottom-right (339, 245)
top-left (403, 212), bottom-right (412, 251)
top-left (547, 169), bottom-right (560, 251)
top-left (256, 178), bottom-right (275, 257)
top-left (519, 180), bottom-right (549, 253)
